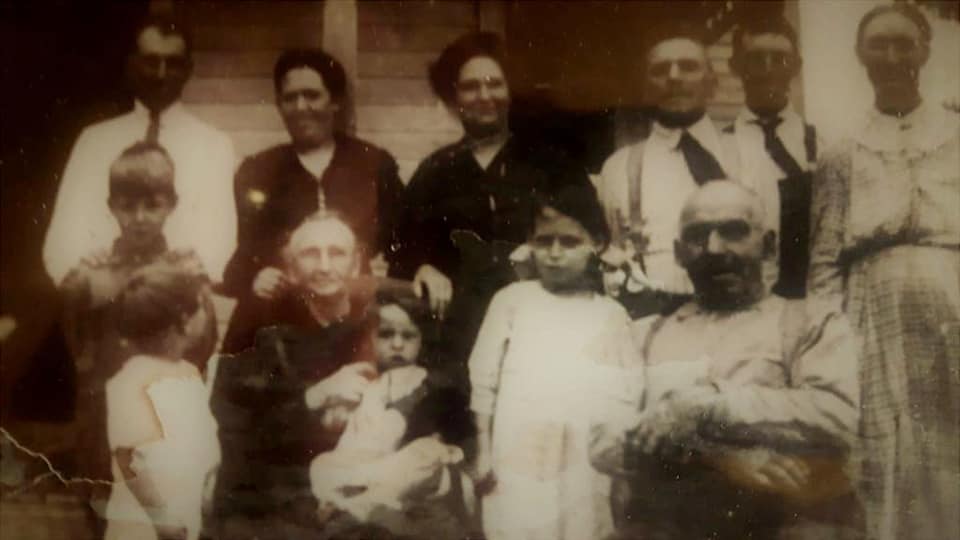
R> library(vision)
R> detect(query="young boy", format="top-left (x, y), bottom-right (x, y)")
top-left (59, 142), bottom-right (216, 531)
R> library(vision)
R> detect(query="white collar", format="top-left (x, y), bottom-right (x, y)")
top-left (736, 105), bottom-right (802, 129)
top-left (651, 113), bottom-right (721, 151)
top-left (133, 100), bottom-right (189, 124)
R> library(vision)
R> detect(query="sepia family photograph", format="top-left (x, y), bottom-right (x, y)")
top-left (1, 1), bottom-right (958, 539)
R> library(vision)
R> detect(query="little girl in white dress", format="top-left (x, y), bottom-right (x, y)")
top-left (469, 186), bottom-right (638, 540)
top-left (103, 265), bottom-right (220, 540)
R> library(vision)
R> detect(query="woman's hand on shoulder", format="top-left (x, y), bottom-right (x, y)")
top-left (413, 264), bottom-right (452, 316)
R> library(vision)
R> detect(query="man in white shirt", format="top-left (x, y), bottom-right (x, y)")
top-left (722, 17), bottom-right (819, 298)
top-left (591, 181), bottom-right (860, 539)
top-left (43, 16), bottom-right (236, 285)
top-left (597, 25), bottom-right (734, 316)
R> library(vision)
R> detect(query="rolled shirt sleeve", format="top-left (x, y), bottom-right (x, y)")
top-left (701, 300), bottom-right (860, 454)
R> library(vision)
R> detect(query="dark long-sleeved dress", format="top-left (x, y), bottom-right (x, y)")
top-left (210, 290), bottom-right (377, 538)
top-left (391, 135), bottom-right (596, 386)
top-left (221, 135), bottom-right (405, 353)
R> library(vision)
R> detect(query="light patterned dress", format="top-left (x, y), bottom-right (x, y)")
top-left (469, 281), bottom-right (637, 540)
top-left (810, 103), bottom-right (960, 540)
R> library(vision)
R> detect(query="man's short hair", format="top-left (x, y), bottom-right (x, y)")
top-left (273, 49), bottom-right (348, 103)
top-left (131, 14), bottom-right (194, 56)
top-left (642, 20), bottom-right (710, 66)
top-left (731, 16), bottom-right (800, 61)
top-left (115, 263), bottom-right (202, 344)
top-left (108, 142), bottom-right (177, 202)
top-left (856, 4), bottom-right (932, 47)
top-left (428, 32), bottom-right (507, 106)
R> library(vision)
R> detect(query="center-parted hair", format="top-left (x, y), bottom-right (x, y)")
top-left (115, 263), bottom-right (203, 344)
top-left (731, 16), bottom-right (800, 62)
top-left (375, 287), bottom-right (434, 343)
top-left (530, 183), bottom-right (610, 248)
top-left (642, 20), bottom-right (710, 66)
top-left (108, 142), bottom-right (177, 202)
top-left (856, 3), bottom-right (932, 47)
top-left (282, 210), bottom-right (362, 261)
top-left (273, 48), bottom-right (348, 102)
top-left (428, 31), bottom-right (507, 106)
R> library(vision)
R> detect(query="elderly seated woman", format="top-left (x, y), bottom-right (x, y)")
top-left (210, 212), bottom-right (473, 540)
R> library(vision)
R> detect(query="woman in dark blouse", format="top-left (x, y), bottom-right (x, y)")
top-left (391, 33), bottom-right (598, 386)
top-left (221, 49), bottom-right (405, 354)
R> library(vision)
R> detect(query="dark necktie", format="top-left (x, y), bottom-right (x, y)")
top-left (145, 110), bottom-right (160, 144)
top-left (677, 130), bottom-right (726, 185)
top-left (755, 116), bottom-right (804, 178)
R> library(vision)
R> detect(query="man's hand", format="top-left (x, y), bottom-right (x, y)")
top-left (252, 266), bottom-right (290, 300)
top-left (79, 248), bottom-right (112, 268)
top-left (304, 362), bottom-right (377, 410)
top-left (632, 386), bottom-right (718, 457)
top-left (412, 264), bottom-right (452, 317)
top-left (707, 448), bottom-right (811, 496)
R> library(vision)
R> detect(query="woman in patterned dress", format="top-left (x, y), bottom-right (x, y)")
top-left (809, 5), bottom-right (959, 539)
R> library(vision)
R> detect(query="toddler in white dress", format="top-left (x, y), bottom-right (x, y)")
top-left (103, 265), bottom-right (219, 540)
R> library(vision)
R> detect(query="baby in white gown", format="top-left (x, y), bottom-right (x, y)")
top-left (309, 292), bottom-right (473, 539)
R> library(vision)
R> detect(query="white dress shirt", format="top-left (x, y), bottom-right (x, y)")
top-left (722, 105), bottom-right (817, 235)
top-left (596, 115), bottom-right (733, 294)
top-left (43, 101), bottom-right (237, 284)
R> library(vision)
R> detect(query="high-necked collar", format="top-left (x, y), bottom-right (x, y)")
top-left (651, 113), bottom-right (720, 151)
top-left (857, 100), bottom-right (956, 155)
top-left (737, 104), bottom-right (802, 129)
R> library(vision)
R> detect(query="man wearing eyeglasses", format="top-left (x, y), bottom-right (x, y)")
top-left (44, 15), bottom-right (236, 287)
top-left (722, 17), bottom-right (821, 299)
top-left (590, 181), bottom-right (860, 539)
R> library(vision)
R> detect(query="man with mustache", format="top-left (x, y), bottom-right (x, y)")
top-left (221, 49), bottom-right (405, 353)
top-left (44, 15), bottom-right (236, 288)
top-left (596, 25), bottom-right (737, 317)
top-left (722, 16), bottom-right (821, 299)
top-left (591, 181), bottom-right (860, 539)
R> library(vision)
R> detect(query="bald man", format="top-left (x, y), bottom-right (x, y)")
top-left (591, 182), bottom-right (861, 539)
